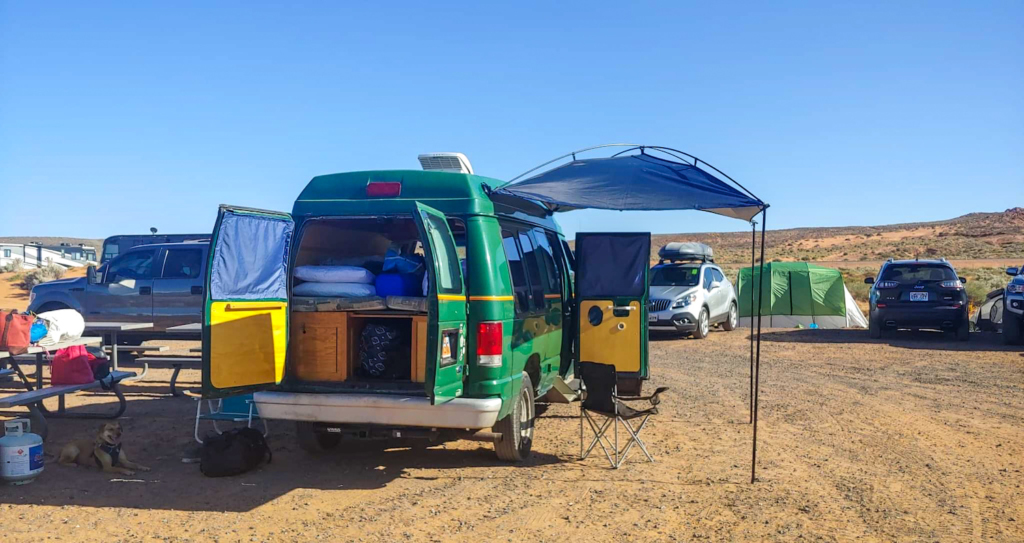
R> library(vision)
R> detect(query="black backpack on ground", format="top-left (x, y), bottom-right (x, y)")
top-left (200, 427), bottom-right (272, 477)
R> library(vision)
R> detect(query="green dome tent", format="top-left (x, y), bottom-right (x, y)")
top-left (736, 262), bottom-right (868, 329)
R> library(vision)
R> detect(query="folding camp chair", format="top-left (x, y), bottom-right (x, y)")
top-left (579, 361), bottom-right (668, 468)
top-left (194, 393), bottom-right (268, 444)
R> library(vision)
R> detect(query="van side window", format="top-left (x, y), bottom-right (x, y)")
top-left (423, 214), bottom-right (462, 295)
top-left (447, 218), bottom-right (469, 290)
top-left (518, 232), bottom-right (546, 310)
top-left (530, 229), bottom-right (561, 297)
top-left (502, 230), bottom-right (530, 313)
top-left (161, 248), bottom-right (203, 279)
top-left (106, 249), bottom-right (157, 283)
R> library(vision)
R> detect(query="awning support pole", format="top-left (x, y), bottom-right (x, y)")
top-left (749, 220), bottom-right (756, 424)
top-left (751, 209), bottom-right (767, 484)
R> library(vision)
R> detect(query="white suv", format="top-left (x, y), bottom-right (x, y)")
top-left (649, 261), bottom-right (739, 338)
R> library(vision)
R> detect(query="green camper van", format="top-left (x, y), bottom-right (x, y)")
top-left (202, 157), bottom-right (650, 461)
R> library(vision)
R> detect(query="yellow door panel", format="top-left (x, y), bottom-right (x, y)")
top-left (579, 300), bottom-right (641, 373)
top-left (209, 300), bottom-right (288, 389)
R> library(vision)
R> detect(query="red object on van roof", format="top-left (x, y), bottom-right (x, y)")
top-left (366, 181), bottom-right (402, 197)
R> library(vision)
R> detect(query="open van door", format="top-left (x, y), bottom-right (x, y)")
top-left (203, 205), bottom-right (294, 399)
top-left (574, 233), bottom-right (650, 393)
top-left (413, 203), bottom-right (468, 404)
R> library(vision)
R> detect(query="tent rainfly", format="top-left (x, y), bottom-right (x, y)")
top-left (497, 144), bottom-right (769, 483)
top-left (736, 262), bottom-right (868, 329)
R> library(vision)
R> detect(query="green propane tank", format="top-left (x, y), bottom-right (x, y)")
top-left (1, 419), bottom-right (44, 485)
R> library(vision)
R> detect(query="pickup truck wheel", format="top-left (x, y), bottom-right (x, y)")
top-left (493, 372), bottom-right (535, 462)
top-left (722, 302), bottom-right (738, 331)
top-left (1004, 309), bottom-right (1022, 345)
top-left (296, 422), bottom-right (341, 454)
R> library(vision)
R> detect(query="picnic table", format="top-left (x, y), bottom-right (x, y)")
top-left (83, 322), bottom-right (153, 371)
top-left (0, 337), bottom-right (135, 439)
top-left (167, 323), bottom-right (201, 334)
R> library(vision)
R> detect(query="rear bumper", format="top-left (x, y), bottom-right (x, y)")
top-left (253, 391), bottom-right (503, 430)
top-left (872, 307), bottom-right (967, 329)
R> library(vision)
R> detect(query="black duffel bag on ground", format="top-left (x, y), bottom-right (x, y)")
top-left (200, 427), bottom-right (272, 477)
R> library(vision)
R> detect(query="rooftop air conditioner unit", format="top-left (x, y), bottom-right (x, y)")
top-left (418, 152), bottom-right (474, 175)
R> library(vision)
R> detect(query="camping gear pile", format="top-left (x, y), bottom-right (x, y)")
top-left (1, 308), bottom-right (86, 354)
top-left (199, 427), bottom-right (272, 477)
top-left (292, 265), bottom-right (377, 297)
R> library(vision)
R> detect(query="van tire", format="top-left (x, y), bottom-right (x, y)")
top-left (296, 422), bottom-right (341, 454)
top-left (493, 372), bottom-right (535, 462)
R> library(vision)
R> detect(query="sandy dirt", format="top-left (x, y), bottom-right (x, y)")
top-left (2, 329), bottom-right (1022, 542)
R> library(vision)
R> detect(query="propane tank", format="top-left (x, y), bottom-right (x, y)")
top-left (1, 419), bottom-right (44, 485)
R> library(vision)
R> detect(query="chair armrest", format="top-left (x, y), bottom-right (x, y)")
top-left (615, 387), bottom-right (669, 405)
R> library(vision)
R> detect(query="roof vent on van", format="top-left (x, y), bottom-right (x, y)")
top-left (418, 152), bottom-right (474, 175)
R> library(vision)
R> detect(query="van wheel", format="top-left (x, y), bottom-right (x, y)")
top-left (493, 372), bottom-right (535, 462)
top-left (296, 422), bottom-right (341, 454)
top-left (722, 302), bottom-right (738, 331)
top-left (693, 308), bottom-right (710, 339)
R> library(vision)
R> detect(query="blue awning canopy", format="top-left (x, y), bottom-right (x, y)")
top-left (496, 152), bottom-right (765, 222)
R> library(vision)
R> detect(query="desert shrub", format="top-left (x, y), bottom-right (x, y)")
top-left (22, 263), bottom-right (66, 289)
top-left (1, 259), bottom-right (24, 273)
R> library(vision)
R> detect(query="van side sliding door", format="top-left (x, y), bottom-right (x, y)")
top-left (202, 205), bottom-right (294, 399)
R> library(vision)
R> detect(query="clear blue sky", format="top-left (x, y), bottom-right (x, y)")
top-left (1, 1), bottom-right (1021, 240)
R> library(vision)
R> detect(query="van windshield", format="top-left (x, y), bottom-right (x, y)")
top-left (650, 266), bottom-right (701, 287)
top-left (880, 264), bottom-right (956, 284)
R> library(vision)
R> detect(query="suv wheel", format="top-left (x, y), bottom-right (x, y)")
top-left (493, 372), bottom-right (535, 462)
top-left (955, 319), bottom-right (970, 342)
top-left (869, 318), bottom-right (882, 339)
top-left (693, 307), bottom-right (710, 339)
top-left (722, 302), bottom-right (738, 331)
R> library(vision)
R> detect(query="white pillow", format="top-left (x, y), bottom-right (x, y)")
top-left (293, 265), bottom-right (375, 284)
top-left (292, 282), bottom-right (377, 298)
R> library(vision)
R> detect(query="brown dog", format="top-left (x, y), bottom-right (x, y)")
top-left (58, 422), bottom-right (150, 476)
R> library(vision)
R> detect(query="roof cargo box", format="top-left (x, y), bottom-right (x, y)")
top-left (658, 242), bottom-right (713, 263)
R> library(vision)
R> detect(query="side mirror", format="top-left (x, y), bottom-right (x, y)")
top-left (864, 277), bottom-right (875, 285)
top-left (87, 265), bottom-right (98, 285)
top-left (959, 276), bottom-right (967, 284)
top-left (709, 281), bottom-right (721, 291)
top-left (1007, 267), bottom-right (1020, 276)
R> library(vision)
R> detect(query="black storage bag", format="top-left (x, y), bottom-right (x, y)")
top-left (358, 319), bottom-right (411, 379)
top-left (200, 427), bottom-right (272, 477)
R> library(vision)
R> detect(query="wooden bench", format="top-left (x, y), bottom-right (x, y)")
top-left (0, 370), bottom-right (137, 440)
top-left (102, 344), bottom-right (168, 352)
top-left (133, 357), bottom-right (202, 396)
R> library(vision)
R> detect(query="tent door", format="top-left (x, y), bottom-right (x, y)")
top-left (573, 233), bottom-right (650, 380)
top-left (203, 205), bottom-right (294, 399)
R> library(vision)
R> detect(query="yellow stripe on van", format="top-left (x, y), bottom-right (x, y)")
top-left (468, 295), bottom-right (514, 301)
top-left (437, 294), bottom-right (467, 301)
top-left (209, 300), bottom-right (287, 389)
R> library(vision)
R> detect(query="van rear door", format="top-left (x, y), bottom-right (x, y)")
top-left (414, 203), bottom-right (468, 404)
top-left (574, 232), bottom-right (650, 382)
top-left (202, 205), bottom-right (294, 399)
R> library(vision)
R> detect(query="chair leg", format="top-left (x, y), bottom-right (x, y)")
top-left (614, 416), bottom-right (619, 469)
top-left (581, 411), bottom-right (615, 466)
top-left (616, 415), bottom-right (654, 467)
top-left (194, 399), bottom-right (204, 444)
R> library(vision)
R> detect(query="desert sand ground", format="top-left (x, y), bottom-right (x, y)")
top-left (1, 328), bottom-right (1022, 542)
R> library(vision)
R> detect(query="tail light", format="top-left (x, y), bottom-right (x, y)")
top-left (476, 322), bottom-right (503, 367)
top-left (366, 181), bottom-right (402, 197)
top-left (876, 281), bottom-right (899, 289)
top-left (940, 280), bottom-right (963, 289)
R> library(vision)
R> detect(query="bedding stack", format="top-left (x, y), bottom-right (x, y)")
top-left (292, 265), bottom-right (387, 311)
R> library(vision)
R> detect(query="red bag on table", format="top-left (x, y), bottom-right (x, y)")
top-left (0, 310), bottom-right (34, 356)
top-left (51, 345), bottom-right (101, 385)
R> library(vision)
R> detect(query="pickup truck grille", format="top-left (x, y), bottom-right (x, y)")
top-left (649, 299), bottom-right (672, 312)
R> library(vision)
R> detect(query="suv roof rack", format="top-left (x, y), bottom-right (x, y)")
top-left (658, 242), bottom-right (714, 264)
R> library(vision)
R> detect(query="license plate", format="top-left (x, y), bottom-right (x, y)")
top-left (649, 315), bottom-right (658, 323)
top-left (909, 292), bottom-right (929, 302)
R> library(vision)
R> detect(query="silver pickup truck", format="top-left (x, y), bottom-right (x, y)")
top-left (28, 241), bottom-right (208, 342)
top-left (1004, 265), bottom-right (1024, 345)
